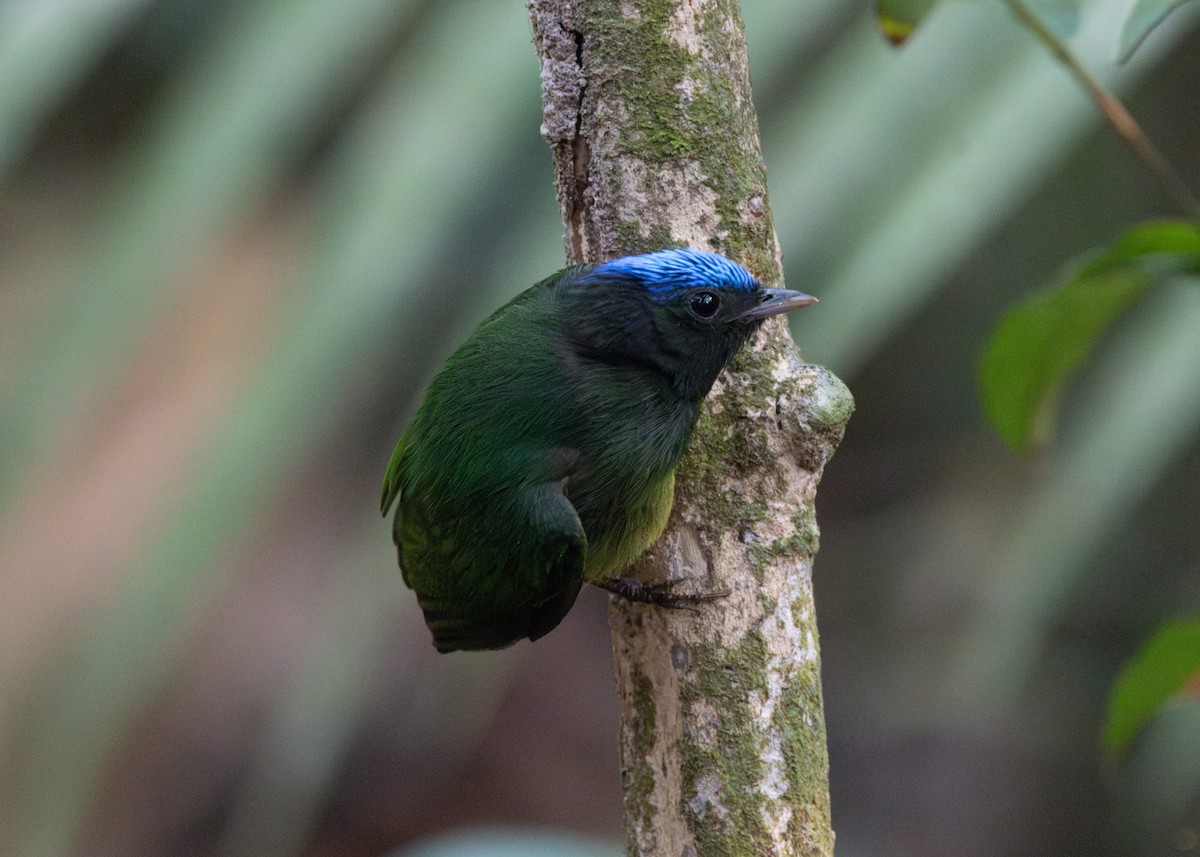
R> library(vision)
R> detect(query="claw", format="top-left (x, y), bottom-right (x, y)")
top-left (594, 576), bottom-right (730, 610)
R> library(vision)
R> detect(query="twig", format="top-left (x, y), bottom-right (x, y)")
top-left (1004, 0), bottom-right (1200, 221)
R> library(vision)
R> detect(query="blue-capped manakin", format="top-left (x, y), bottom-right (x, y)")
top-left (381, 248), bottom-right (816, 652)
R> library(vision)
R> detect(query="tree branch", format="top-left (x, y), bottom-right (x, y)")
top-left (528, 2), bottom-right (852, 854)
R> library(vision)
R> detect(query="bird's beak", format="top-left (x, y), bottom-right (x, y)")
top-left (740, 288), bottom-right (818, 321)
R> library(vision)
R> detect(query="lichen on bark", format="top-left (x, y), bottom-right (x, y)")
top-left (528, 1), bottom-right (852, 854)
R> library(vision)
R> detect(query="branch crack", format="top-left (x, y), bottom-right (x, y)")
top-left (566, 25), bottom-right (591, 263)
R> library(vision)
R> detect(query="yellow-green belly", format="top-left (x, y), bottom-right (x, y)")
top-left (580, 470), bottom-right (675, 580)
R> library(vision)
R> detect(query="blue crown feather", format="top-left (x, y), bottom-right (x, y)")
top-left (582, 248), bottom-right (760, 303)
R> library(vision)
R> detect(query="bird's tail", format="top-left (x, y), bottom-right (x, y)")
top-left (416, 595), bottom-right (526, 653)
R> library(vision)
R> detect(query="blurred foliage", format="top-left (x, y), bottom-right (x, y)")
top-left (875, 0), bottom-right (938, 45)
top-left (1121, 0), bottom-right (1200, 59)
top-left (1106, 617), bottom-right (1200, 759)
top-left (390, 828), bottom-right (621, 857)
top-left (875, 0), bottom-right (1080, 46)
top-left (1, 1), bottom-right (1199, 856)
top-left (979, 219), bottom-right (1200, 454)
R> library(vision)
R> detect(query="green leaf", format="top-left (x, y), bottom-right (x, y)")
top-left (876, 0), bottom-right (941, 45)
top-left (979, 220), bottom-right (1200, 454)
top-left (1118, 0), bottom-right (1198, 62)
top-left (1106, 617), bottom-right (1200, 760)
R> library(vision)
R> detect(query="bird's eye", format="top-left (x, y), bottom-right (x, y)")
top-left (689, 290), bottom-right (720, 319)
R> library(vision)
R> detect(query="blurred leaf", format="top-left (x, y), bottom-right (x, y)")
top-left (875, 0), bottom-right (1078, 45)
top-left (876, 0), bottom-right (941, 44)
top-left (784, 0), bottom-right (1182, 375)
top-left (1106, 617), bottom-right (1200, 760)
top-left (952, 286), bottom-right (1200, 715)
top-left (7, 4), bottom-right (546, 855)
top-left (0, 0), bottom-right (416, 512)
top-left (1119, 0), bottom-right (1198, 61)
top-left (0, 0), bottom-right (150, 180)
top-left (1027, 0), bottom-right (1082, 37)
top-left (979, 220), bottom-right (1200, 454)
top-left (981, 272), bottom-right (1150, 454)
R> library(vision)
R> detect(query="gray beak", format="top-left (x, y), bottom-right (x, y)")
top-left (740, 288), bottom-right (818, 321)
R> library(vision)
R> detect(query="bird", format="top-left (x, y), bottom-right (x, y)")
top-left (381, 248), bottom-right (816, 652)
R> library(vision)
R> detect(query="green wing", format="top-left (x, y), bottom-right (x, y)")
top-left (397, 474), bottom-right (589, 652)
top-left (379, 265), bottom-right (576, 517)
top-left (380, 426), bottom-right (409, 515)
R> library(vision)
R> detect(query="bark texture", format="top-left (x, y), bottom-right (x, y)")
top-left (528, 2), bottom-right (852, 854)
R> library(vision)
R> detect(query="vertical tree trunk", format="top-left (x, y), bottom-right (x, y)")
top-left (528, 2), bottom-right (852, 854)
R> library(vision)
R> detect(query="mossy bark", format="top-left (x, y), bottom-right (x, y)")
top-left (528, 2), bottom-right (852, 854)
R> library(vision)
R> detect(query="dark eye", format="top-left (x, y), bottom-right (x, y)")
top-left (689, 290), bottom-right (720, 319)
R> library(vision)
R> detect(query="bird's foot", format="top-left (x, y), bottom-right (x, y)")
top-left (595, 576), bottom-right (730, 611)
